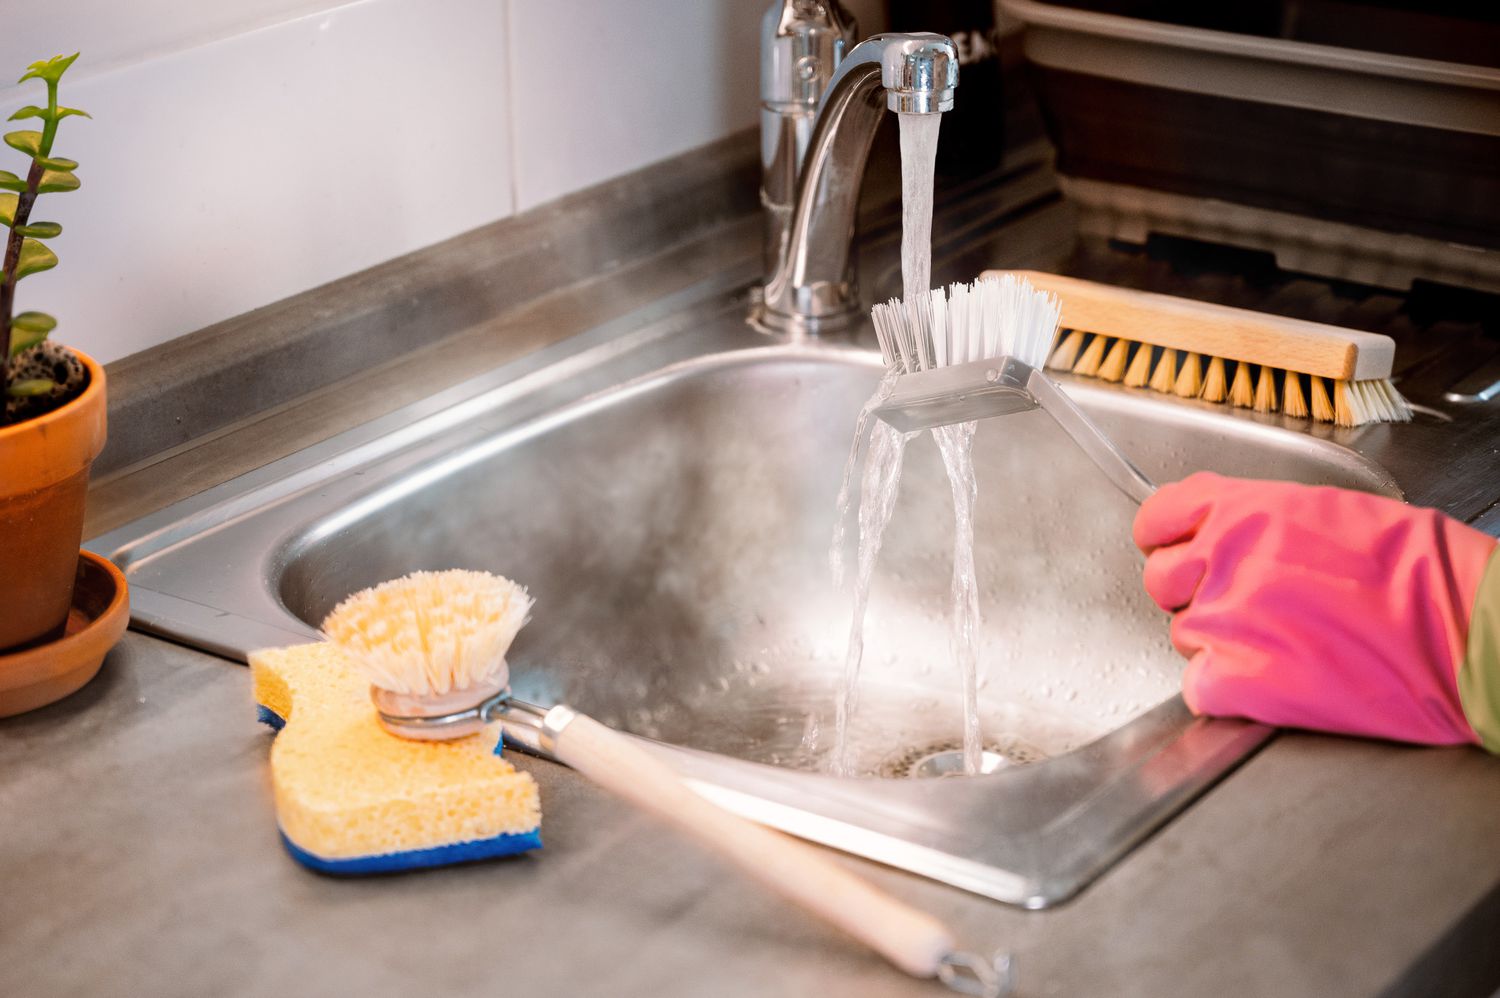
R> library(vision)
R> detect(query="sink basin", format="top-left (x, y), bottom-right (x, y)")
top-left (95, 283), bottom-right (1404, 906)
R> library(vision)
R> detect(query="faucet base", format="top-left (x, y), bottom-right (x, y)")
top-left (747, 295), bottom-right (861, 338)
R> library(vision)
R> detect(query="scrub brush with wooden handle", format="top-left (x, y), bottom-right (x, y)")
top-left (323, 570), bottom-right (1014, 996)
top-left (986, 270), bottom-right (1412, 427)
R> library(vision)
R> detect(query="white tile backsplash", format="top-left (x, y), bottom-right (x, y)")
top-left (0, 1), bottom-right (903, 363)
top-left (0, 0), bottom-right (348, 82)
top-left (506, 0), bottom-right (765, 212)
top-left (7, 0), bottom-right (512, 364)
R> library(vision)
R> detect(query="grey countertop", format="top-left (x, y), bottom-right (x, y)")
top-left (5, 633), bottom-right (1500, 997)
top-left (5, 136), bottom-right (1500, 997)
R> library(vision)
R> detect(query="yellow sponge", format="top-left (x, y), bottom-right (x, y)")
top-left (250, 641), bottom-right (541, 874)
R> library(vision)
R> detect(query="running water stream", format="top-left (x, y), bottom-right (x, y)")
top-left (932, 422), bottom-right (984, 774)
top-left (830, 112), bottom-right (987, 776)
top-left (899, 114), bottom-right (940, 304)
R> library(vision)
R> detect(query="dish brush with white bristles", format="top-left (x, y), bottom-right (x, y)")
top-left (979, 270), bottom-right (1412, 427)
top-left (322, 570), bottom-right (532, 696)
top-left (872, 272), bottom-right (1059, 374)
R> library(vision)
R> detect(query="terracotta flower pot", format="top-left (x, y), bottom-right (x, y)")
top-left (0, 349), bottom-right (107, 651)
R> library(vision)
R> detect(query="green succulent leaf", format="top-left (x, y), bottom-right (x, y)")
top-left (16, 221), bottom-right (60, 239)
top-left (9, 330), bottom-right (50, 356)
top-left (8, 317), bottom-right (53, 356)
top-left (14, 238), bottom-right (57, 280)
top-left (7, 378), bottom-right (56, 397)
top-left (19, 53), bottom-right (79, 86)
top-left (0, 171), bottom-right (26, 193)
top-left (11, 311), bottom-right (56, 335)
top-left (7, 105), bottom-right (88, 125)
top-left (0, 192), bottom-right (16, 226)
top-left (35, 169), bottom-right (78, 193)
top-left (3, 130), bottom-right (41, 157)
top-left (36, 155), bottom-right (77, 171)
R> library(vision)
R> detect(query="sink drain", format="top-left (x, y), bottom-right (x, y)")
top-left (881, 736), bottom-right (1048, 779)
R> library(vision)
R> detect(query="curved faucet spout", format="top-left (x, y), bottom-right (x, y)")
top-left (755, 33), bottom-right (958, 335)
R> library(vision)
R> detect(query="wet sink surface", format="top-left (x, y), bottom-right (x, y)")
top-left (96, 288), bottom-right (1404, 905)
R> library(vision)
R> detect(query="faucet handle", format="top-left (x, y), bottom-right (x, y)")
top-left (761, 1), bottom-right (859, 109)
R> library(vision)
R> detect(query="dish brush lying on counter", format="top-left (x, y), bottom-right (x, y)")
top-left (991, 270), bottom-right (1412, 427)
top-left (254, 569), bottom-right (1016, 996)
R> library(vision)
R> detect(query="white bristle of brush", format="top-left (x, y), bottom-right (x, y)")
top-left (872, 274), bottom-right (1060, 375)
top-left (322, 569), bottom-right (533, 696)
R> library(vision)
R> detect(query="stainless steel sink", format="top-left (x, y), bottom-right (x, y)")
top-left (95, 279), bottom-right (1416, 907)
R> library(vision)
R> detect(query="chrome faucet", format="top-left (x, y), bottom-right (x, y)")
top-left (754, 2), bottom-right (958, 334)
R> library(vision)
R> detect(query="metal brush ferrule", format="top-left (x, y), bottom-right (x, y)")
top-left (492, 699), bottom-right (577, 758)
top-left (371, 679), bottom-right (511, 741)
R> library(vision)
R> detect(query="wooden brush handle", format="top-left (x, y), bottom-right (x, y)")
top-left (553, 712), bottom-right (956, 979)
top-left (983, 270), bottom-right (1395, 381)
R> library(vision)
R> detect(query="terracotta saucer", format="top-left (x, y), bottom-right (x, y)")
top-left (0, 550), bottom-right (129, 717)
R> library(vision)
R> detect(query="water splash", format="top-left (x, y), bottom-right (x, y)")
top-left (832, 418), bottom-right (914, 776)
top-left (830, 369), bottom-right (898, 589)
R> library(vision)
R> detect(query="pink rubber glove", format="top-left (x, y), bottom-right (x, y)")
top-left (1133, 471), bottom-right (1499, 747)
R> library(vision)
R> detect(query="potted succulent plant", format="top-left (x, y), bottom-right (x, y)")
top-left (0, 53), bottom-right (124, 713)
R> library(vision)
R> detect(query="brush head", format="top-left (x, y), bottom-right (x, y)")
top-left (322, 569), bottom-right (533, 699)
top-left (873, 355), bottom-right (1039, 432)
top-left (1006, 269), bottom-right (1413, 426)
top-left (872, 274), bottom-right (1061, 375)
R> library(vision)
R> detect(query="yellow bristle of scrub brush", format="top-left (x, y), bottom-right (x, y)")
top-left (1123, 342), bottom-right (1154, 387)
top-left (989, 270), bottom-right (1413, 427)
top-left (1173, 352), bottom-right (1203, 398)
top-left (1229, 362), bottom-right (1255, 408)
top-left (1283, 372), bottom-right (1309, 418)
top-left (1148, 348), bottom-right (1178, 394)
top-left (1200, 355), bottom-right (1228, 403)
top-left (1097, 337), bottom-right (1131, 382)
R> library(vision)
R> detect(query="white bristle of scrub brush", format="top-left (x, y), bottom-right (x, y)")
top-left (929, 287), bottom-right (949, 368)
top-left (321, 569), bottom-right (533, 697)
top-left (872, 274), bottom-right (1061, 373)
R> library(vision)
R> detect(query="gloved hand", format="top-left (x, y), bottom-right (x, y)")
top-left (1133, 471), bottom-right (1500, 750)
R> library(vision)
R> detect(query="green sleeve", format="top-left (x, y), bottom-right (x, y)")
top-left (1458, 549), bottom-right (1500, 753)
